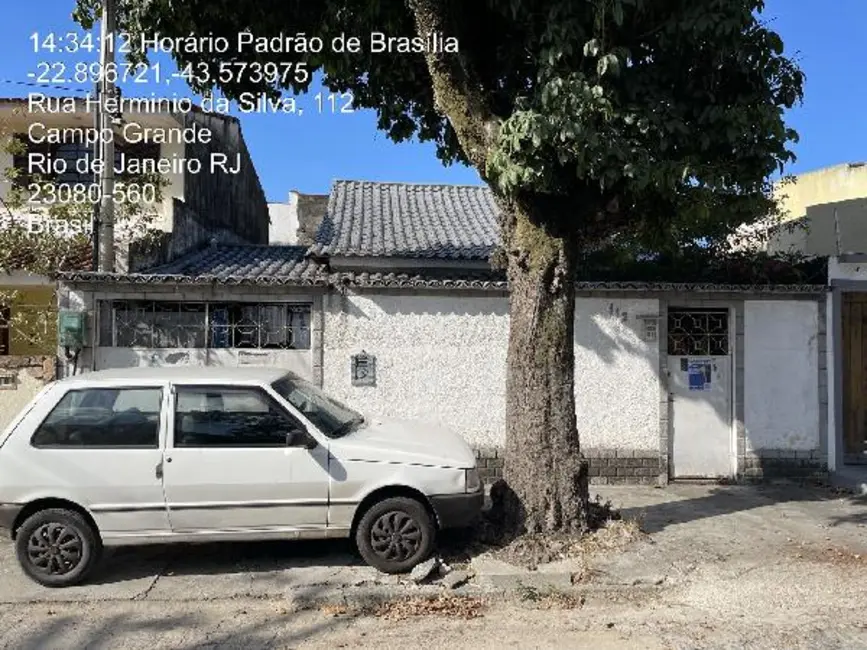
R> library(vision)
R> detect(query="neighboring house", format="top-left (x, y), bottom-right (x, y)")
top-left (825, 256), bottom-right (867, 491)
top-left (268, 191), bottom-right (327, 245)
top-left (0, 96), bottom-right (269, 271)
top-left (0, 96), bottom-right (270, 429)
top-left (731, 163), bottom-right (867, 491)
top-left (734, 163), bottom-right (867, 255)
top-left (58, 180), bottom-right (830, 486)
top-left (0, 271), bottom-right (61, 432)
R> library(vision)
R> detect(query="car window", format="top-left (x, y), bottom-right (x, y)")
top-left (31, 387), bottom-right (163, 448)
top-left (271, 376), bottom-right (364, 438)
top-left (173, 386), bottom-right (303, 448)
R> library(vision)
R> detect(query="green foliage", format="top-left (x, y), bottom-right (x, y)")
top-left (79, 0), bottom-right (804, 253)
top-left (577, 246), bottom-right (827, 285)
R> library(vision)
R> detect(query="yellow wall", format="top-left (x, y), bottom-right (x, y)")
top-left (774, 163), bottom-right (867, 222)
top-left (0, 285), bottom-right (56, 355)
top-left (0, 365), bottom-right (50, 432)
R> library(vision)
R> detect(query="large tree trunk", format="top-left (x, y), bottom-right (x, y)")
top-left (499, 200), bottom-right (590, 535)
top-left (405, 0), bottom-right (590, 536)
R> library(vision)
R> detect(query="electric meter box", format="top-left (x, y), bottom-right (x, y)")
top-left (58, 311), bottom-right (86, 348)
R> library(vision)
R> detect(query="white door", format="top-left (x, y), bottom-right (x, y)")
top-left (667, 309), bottom-right (733, 478)
top-left (162, 384), bottom-right (329, 532)
top-left (23, 385), bottom-right (172, 536)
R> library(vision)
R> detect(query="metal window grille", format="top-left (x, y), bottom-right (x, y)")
top-left (667, 309), bottom-right (729, 356)
top-left (102, 300), bottom-right (311, 350)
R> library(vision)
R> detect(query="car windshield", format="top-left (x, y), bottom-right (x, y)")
top-left (271, 375), bottom-right (364, 439)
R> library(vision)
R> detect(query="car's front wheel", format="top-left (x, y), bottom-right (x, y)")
top-left (355, 497), bottom-right (435, 573)
top-left (14, 508), bottom-right (102, 587)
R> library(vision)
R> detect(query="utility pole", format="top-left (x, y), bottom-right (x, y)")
top-left (96, 0), bottom-right (116, 272)
top-left (90, 79), bottom-right (100, 272)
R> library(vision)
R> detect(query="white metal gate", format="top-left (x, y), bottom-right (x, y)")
top-left (667, 308), bottom-right (733, 478)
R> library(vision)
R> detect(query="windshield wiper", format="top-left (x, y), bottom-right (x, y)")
top-left (331, 416), bottom-right (365, 439)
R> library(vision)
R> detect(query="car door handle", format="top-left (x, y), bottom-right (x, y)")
top-left (155, 460), bottom-right (163, 480)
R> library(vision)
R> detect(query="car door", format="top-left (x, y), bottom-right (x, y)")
top-left (25, 383), bottom-right (172, 537)
top-left (161, 383), bottom-right (330, 532)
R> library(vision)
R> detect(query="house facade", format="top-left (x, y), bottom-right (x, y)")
top-left (57, 180), bottom-right (829, 485)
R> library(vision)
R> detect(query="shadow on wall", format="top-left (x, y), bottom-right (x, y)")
top-left (335, 293), bottom-right (753, 457)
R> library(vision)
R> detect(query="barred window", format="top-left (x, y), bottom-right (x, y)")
top-left (99, 301), bottom-right (311, 350)
top-left (667, 309), bottom-right (729, 356)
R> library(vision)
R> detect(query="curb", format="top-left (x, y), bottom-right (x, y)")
top-left (280, 577), bottom-right (665, 613)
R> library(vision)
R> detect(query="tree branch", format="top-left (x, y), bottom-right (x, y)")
top-left (405, 0), bottom-right (500, 172)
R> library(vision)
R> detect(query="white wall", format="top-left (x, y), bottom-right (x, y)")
top-left (268, 201), bottom-right (299, 245)
top-left (94, 347), bottom-right (312, 379)
top-left (744, 300), bottom-right (820, 450)
top-left (829, 256), bottom-right (867, 282)
top-left (322, 292), bottom-right (661, 450)
top-left (574, 298), bottom-right (660, 450)
top-left (322, 292), bottom-right (510, 448)
top-left (0, 135), bottom-right (183, 231)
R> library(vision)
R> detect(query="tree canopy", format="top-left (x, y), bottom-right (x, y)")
top-left (76, 0), bottom-right (803, 257)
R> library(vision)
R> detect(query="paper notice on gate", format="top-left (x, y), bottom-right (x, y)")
top-left (687, 359), bottom-right (712, 391)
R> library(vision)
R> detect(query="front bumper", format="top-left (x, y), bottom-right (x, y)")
top-left (430, 488), bottom-right (484, 529)
top-left (0, 503), bottom-right (22, 535)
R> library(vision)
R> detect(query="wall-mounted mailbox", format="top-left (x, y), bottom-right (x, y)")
top-left (58, 311), bottom-right (86, 349)
top-left (351, 351), bottom-right (376, 387)
top-left (637, 313), bottom-right (660, 343)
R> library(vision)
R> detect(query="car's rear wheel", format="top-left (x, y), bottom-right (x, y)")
top-left (355, 497), bottom-right (435, 573)
top-left (14, 508), bottom-right (102, 588)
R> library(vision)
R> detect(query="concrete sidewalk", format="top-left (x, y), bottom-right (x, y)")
top-left (0, 484), bottom-right (864, 609)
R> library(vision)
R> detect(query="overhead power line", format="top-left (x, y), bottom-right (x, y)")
top-left (0, 79), bottom-right (92, 94)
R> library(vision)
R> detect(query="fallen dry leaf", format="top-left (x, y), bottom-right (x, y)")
top-left (319, 604), bottom-right (349, 617)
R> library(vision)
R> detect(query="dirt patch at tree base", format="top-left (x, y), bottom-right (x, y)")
top-left (489, 517), bottom-right (644, 570)
top-left (440, 489), bottom-right (645, 571)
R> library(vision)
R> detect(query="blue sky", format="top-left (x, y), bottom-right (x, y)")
top-left (0, 1), bottom-right (863, 201)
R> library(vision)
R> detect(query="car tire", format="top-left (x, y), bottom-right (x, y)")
top-left (14, 508), bottom-right (102, 588)
top-left (355, 497), bottom-right (435, 574)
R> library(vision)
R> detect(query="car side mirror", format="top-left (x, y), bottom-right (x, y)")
top-left (286, 428), bottom-right (317, 450)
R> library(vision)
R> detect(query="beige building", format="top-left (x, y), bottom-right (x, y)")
top-left (740, 162), bottom-right (867, 256)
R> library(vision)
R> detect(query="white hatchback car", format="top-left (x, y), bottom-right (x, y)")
top-left (0, 367), bottom-right (483, 587)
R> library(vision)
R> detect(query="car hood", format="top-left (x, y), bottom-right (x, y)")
top-left (329, 418), bottom-right (476, 469)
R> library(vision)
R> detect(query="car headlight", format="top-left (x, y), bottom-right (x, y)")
top-left (465, 468), bottom-right (481, 493)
